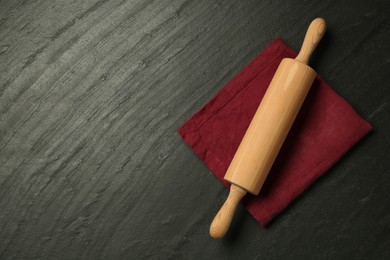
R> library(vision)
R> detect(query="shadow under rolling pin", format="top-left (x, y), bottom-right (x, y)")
top-left (210, 18), bottom-right (326, 239)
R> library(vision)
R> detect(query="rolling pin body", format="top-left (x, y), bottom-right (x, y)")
top-left (224, 58), bottom-right (316, 195)
top-left (210, 18), bottom-right (326, 239)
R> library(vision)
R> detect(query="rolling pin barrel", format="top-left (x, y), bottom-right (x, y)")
top-left (210, 18), bottom-right (326, 239)
top-left (224, 58), bottom-right (316, 195)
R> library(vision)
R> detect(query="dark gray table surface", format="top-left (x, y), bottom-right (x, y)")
top-left (1, 0), bottom-right (389, 259)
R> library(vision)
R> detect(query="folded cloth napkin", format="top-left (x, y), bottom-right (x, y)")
top-left (178, 38), bottom-right (372, 226)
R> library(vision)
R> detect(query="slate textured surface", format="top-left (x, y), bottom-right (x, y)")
top-left (0, 0), bottom-right (389, 259)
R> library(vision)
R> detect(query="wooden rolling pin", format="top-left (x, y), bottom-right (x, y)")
top-left (210, 18), bottom-right (326, 239)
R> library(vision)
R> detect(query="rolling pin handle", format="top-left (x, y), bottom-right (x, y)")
top-left (209, 184), bottom-right (247, 239)
top-left (295, 18), bottom-right (326, 64)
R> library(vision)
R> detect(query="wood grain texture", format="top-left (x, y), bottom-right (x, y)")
top-left (0, 0), bottom-right (389, 258)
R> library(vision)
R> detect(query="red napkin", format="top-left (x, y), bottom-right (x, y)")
top-left (178, 38), bottom-right (372, 226)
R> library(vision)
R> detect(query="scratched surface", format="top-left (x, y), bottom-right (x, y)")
top-left (0, 0), bottom-right (389, 259)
